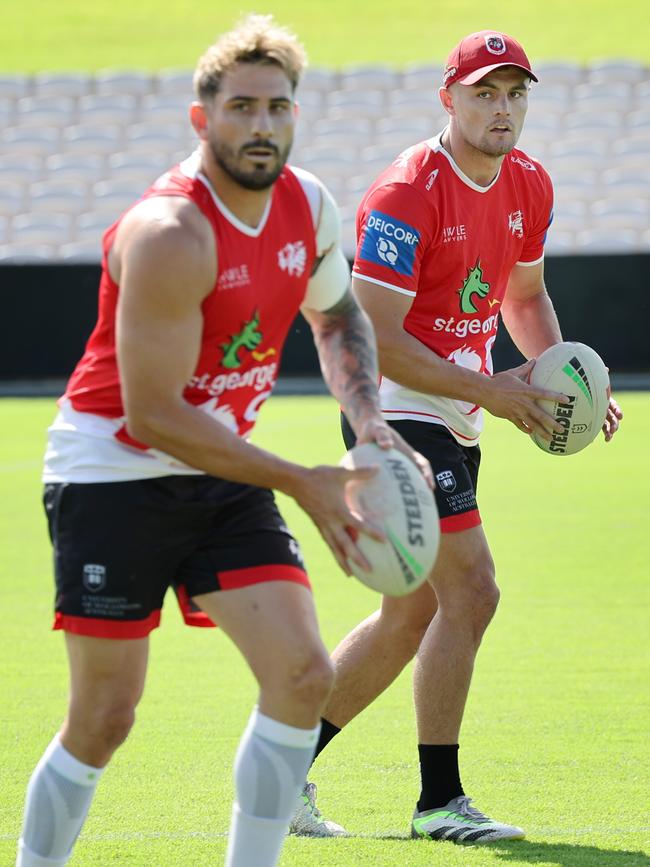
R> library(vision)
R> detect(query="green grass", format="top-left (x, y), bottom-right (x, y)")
top-left (3, 0), bottom-right (649, 71)
top-left (0, 393), bottom-right (649, 866)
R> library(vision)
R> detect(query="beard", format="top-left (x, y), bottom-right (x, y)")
top-left (208, 136), bottom-right (292, 191)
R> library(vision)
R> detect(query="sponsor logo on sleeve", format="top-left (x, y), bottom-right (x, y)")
top-left (359, 210), bottom-right (420, 276)
top-left (435, 470), bottom-right (457, 493)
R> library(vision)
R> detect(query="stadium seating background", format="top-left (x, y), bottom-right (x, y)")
top-left (0, 60), bottom-right (649, 261)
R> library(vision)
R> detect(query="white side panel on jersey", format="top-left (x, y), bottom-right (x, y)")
top-left (292, 165), bottom-right (351, 312)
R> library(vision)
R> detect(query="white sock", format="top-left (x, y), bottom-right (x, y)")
top-left (225, 708), bottom-right (320, 867)
top-left (17, 735), bottom-right (103, 866)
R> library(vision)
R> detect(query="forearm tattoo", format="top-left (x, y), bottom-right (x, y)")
top-left (312, 291), bottom-right (380, 423)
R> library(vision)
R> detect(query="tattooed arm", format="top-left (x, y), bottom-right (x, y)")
top-left (302, 289), bottom-right (383, 434)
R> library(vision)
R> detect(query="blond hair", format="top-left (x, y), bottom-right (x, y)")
top-left (194, 14), bottom-right (307, 100)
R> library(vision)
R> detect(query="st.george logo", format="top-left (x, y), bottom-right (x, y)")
top-left (221, 311), bottom-right (263, 369)
top-left (458, 260), bottom-right (491, 313)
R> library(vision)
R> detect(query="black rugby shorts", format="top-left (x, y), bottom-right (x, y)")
top-left (341, 414), bottom-right (481, 533)
top-left (44, 475), bottom-right (309, 639)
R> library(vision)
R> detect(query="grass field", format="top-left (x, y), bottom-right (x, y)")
top-left (0, 394), bottom-right (648, 866)
top-left (2, 0), bottom-right (649, 70)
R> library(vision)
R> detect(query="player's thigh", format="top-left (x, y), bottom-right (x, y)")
top-left (379, 578), bottom-right (438, 633)
top-left (430, 522), bottom-right (496, 605)
top-left (195, 581), bottom-right (328, 687)
top-left (65, 633), bottom-right (149, 713)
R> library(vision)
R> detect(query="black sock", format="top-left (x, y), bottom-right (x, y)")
top-left (311, 718), bottom-right (341, 766)
top-left (416, 744), bottom-right (465, 812)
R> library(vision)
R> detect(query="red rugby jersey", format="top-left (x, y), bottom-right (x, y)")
top-left (64, 154), bottom-right (316, 446)
top-left (353, 131), bottom-right (554, 444)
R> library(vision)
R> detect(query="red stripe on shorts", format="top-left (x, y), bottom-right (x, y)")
top-left (175, 584), bottom-right (217, 628)
top-left (53, 610), bottom-right (161, 639)
top-left (218, 563), bottom-right (312, 591)
top-left (440, 509), bottom-right (482, 533)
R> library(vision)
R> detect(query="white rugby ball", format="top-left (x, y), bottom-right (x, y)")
top-left (529, 341), bottom-right (609, 456)
top-left (339, 443), bottom-right (439, 596)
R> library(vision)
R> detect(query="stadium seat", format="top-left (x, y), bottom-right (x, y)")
top-left (62, 124), bottom-right (123, 156)
top-left (327, 90), bottom-right (386, 116)
top-left (300, 68), bottom-right (339, 92)
top-left (388, 89), bottom-right (440, 113)
top-left (0, 155), bottom-right (44, 185)
top-left (339, 214), bottom-right (357, 260)
top-left (0, 242), bottom-right (57, 261)
top-left (0, 184), bottom-right (26, 217)
top-left (29, 181), bottom-right (89, 215)
top-left (107, 151), bottom-right (169, 184)
top-left (549, 197), bottom-right (589, 232)
top-left (15, 97), bottom-right (76, 128)
top-left (0, 97), bottom-right (15, 126)
top-left (141, 93), bottom-right (193, 124)
top-left (533, 61), bottom-right (584, 85)
top-left (401, 64), bottom-right (443, 90)
top-left (591, 197), bottom-right (649, 230)
top-left (601, 166), bottom-right (650, 191)
top-left (94, 71), bottom-right (154, 96)
top-left (75, 212), bottom-right (111, 242)
top-left (566, 110), bottom-right (621, 131)
top-left (46, 153), bottom-right (106, 183)
top-left (544, 229), bottom-right (576, 254)
top-left (633, 80), bottom-right (650, 102)
top-left (32, 73), bottom-right (92, 98)
top-left (340, 65), bottom-right (400, 92)
top-left (0, 75), bottom-right (31, 99)
top-left (11, 213), bottom-right (73, 246)
top-left (575, 228), bottom-right (640, 252)
top-left (549, 167), bottom-right (600, 196)
top-left (59, 240), bottom-right (102, 262)
top-left (78, 94), bottom-right (139, 125)
top-left (627, 108), bottom-right (650, 128)
top-left (611, 136), bottom-right (650, 158)
top-left (2, 126), bottom-right (61, 157)
top-left (125, 122), bottom-right (189, 154)
top-left (587, 60), bottom-right (647, 83)
top-left (548, 139), bottom-right (609, 162)
top-left (155, 69), bottom-right (194, 96)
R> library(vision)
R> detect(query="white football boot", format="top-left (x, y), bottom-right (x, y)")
top-left (289, 782), bottom-right (349, 837)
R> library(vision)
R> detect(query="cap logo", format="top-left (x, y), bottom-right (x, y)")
top-left (485, 34), bottom-right (506, 55)
top-left (443, 65), bottom-right (457, 83)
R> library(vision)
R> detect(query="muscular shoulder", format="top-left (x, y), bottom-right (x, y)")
top-left (111, 195), bottom-right (216, 295)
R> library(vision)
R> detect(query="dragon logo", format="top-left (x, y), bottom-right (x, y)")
top-left (221, 311), bottom-right (263, 369)
top-left (458, 260), bottom-right (491, 314)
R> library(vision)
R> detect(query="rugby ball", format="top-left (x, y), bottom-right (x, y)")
top-left (339, 444), bottom-right (439, 596)
top-left (529, 341), bottom-right (609, 456)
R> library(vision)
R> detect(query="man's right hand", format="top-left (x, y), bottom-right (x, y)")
top-left (482, 359), bottom-right (569, 440)
top-left (286, 464), bottom-right (387, 577)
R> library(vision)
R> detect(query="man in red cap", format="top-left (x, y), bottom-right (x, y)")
top-left (290, 30), bottom-right (622, 843)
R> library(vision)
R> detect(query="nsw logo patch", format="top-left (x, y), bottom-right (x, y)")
top-left (359, 210), bottom-right (420, 276)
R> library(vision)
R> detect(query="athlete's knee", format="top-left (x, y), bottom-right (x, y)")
top-left (378, 596), bottom-right (435, 652)
top-left (69, 699), bottom-right (137, 756)
top-left (284, 647), bottom-right (335, 708)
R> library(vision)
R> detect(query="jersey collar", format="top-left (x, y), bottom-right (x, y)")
top-left (179, 150), bottom-right (273, 238)
top-left (427, 129), bottom-right (503, 193)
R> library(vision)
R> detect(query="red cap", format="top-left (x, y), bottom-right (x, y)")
top-left (443, 31), bottom-right (538, 87)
